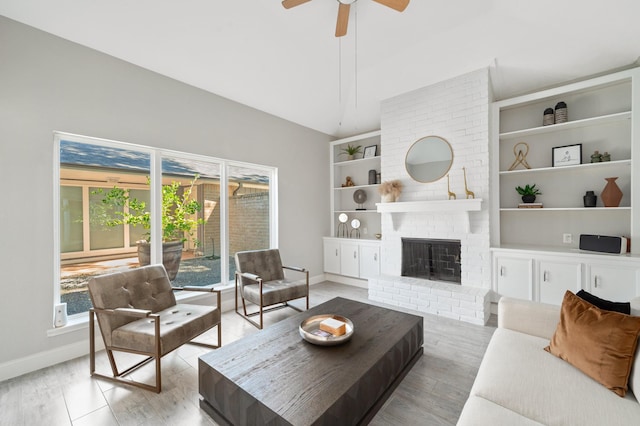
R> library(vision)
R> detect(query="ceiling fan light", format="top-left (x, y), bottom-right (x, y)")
top-left (338, 0), bottom-right (358, 5)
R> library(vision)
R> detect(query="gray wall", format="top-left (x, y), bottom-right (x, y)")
top-left (0, 16), bottom-right (330, 370)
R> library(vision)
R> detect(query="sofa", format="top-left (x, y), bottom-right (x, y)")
top-left (458, 296), bottom-right (640, 425)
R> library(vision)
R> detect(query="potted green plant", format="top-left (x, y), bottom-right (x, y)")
top-left (95, 176), bottom-right (204, 280)
top-left (516, 184), bottom-right (541, 203)
top-left (340, 144), bottom-right (362, 160)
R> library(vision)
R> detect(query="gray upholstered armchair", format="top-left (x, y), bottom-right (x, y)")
top-left (235, 249), bottom-right (309, 329)
top-left (88, 264), bottom-right (221, 392)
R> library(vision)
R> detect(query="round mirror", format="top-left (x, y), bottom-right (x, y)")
top-left (338, 213), bottom-right (349, 223)
top-left (351, 219), bottom-right (361, 229)
top-left (405, 135), bottom-right (454, 183)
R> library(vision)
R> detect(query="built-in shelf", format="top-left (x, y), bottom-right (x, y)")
top-left (334, 210), bottom-right (380, 214)
top-left (334, 184), bottom-right (380, 191)
top-left (499, 159), bottom-right (631, 175)
top-left (499, 111), bottom-right (631, 140)
top-left (333, 156), bottom-right (381, 167)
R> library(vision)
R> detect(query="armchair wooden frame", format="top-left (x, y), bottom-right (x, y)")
top-left (89, 285), bottom-right (221, 393)
top-left (235, 266), bottom-right (309, 329)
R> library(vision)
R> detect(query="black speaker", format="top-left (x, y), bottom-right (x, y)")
top-left (579, 234), bottom-right (627, 254)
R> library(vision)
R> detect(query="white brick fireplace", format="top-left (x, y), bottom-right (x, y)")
top-left (368, 68), bottom-right (492, 324)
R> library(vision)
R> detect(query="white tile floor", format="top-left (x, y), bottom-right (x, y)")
top-left (0, 282), bottom-right (496, 425)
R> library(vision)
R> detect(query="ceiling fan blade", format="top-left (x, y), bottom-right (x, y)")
top-left (335, 3), bottom-right (350, 37)
top-left (371, 0), bottom-right (410, 12)
top-left (282, 0), bottom-right (312, 9)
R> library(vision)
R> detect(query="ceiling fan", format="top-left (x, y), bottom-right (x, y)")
top-left (282, 0), bottom-right (410, 37)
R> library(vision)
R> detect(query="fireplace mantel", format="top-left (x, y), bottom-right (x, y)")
top-left (376, 199), bottom-right (482, 213)
top-left (376, 199), bottom-right (482, 232)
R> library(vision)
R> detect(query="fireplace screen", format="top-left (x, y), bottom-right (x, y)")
top-left (401, 238), bottom-right (461, 283)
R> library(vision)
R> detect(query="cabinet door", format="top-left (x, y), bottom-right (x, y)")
top-left (359, 245), bottom-right (380, 278)
top-left (340, 242), bottom-right (360, 278)
top-left (323, 240), bottom-right (341, 274)
top-left (495, 255), bottom-right (533, 300)
top-left (538, 260), bottom-right (582, 305)
top-left (588, 264), bottom-right (639, 301)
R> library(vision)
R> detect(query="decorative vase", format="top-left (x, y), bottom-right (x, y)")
top-left (381, 194), bottom-right (396, 203)
top-left (368, 169), bottom-right (377, 185)
top-left (601, 177), bottom-right (623, 207)
top-left (583, 191), bottom-right (597, 207)
top-left (521, 195), bottom-right (536, 203)
top-left (137, 240), bottom-right (184, 280)
top-left (543, 108), bottom-right (554, 126)
top-left (555, 101), bottom-right (568, 123)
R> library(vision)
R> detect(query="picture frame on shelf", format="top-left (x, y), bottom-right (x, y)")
top-left (552, 143), bottom-right (582, 167)
top-left (363, 145), bottom-right (377, 159)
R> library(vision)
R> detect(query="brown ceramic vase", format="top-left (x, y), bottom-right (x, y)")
top-left (601, 177), bottom-right (623, 207)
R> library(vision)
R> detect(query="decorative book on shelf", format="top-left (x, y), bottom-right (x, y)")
top-left (518, 203), bottom-right (543, 208)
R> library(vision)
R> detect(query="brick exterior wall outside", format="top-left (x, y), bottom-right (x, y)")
top-left (200, 183), bottom-right (269, 258)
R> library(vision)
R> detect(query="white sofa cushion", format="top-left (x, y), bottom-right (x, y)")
top-left (469, 328), bottom-right (640, 425)
top-left (458, 396), bottom-right (543, 426)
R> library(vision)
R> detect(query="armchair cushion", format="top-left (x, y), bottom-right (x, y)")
top-left (112, 303), bottom-right (220, 354)
top-left (242, 280), bottom-right (308, 307)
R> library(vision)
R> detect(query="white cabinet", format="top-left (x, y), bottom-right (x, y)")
top-left (537, 260), bottom-right (582, 305)
top-left (323, 237), bottom-right (381, 281)
top-left (494, 254), bottom-right (533, 300)
top-left (359, 243), bottom-right (380, 278)
top-left (587, 264), bottom-right (640, 301)
top-left (491, 68), bottom-right (640, 252)
top-left (492, 247), bottom-right (640, 305)
top-left (340, 242), bottom-right (360, 278)
top-left (323, 239), bottom-right (341, 274)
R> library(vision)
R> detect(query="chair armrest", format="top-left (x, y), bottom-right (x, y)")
top-left (237, 272), bottom-right (261, 282)
top-left (173, 285), bottom-right (218, 292)
top-left (114, 307), bottom-right (153, 318)
top-left (174, 285), bottom-right (222, 309)
top-left (90, 307), bottom-right (152, 318)
top-left (498, 297), bottom-right (560, 340)
top-left (283, 265), bottom-right (306, 273)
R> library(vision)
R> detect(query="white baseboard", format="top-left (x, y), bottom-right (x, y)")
top-left (324, 273), bottom-right (369, 288)
top-left (0, 337), bottom-right (104, 383)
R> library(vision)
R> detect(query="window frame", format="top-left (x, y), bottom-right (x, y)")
top-left (53, 132), bottom-right (277, 322)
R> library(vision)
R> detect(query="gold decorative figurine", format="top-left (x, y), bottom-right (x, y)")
top-left (508, 142), bottom-right (531, 171)
top-left (447, 174), bottom-right (456, 200)
top-left (463, 167), bottom-right (475, 199)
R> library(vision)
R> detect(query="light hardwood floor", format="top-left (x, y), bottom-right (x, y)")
top-left (0, 282), bottom-right (496, 425)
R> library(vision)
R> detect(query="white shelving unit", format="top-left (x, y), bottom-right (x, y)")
top-left (325, 130), bottom-right (382, 284)
top-left (489, 67), bottom-right (640, 305)
top-left (490, 68), bottom-right (640, 252)
top-left (329, 130), bottom-right (382, 239)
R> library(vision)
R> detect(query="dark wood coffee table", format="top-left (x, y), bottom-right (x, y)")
top-left (199, 297), bottom-right (423, 425)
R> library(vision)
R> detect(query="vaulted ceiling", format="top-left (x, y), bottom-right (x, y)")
top-left (2, 0), bottom-right (639, 137)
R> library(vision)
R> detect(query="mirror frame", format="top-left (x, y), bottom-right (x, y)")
top-left (404, 135), bottom-right (454, 183)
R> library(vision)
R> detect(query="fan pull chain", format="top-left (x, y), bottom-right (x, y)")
top-left (354, 1), bottom-right (358, 110)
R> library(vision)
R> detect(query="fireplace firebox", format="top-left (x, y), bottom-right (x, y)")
top-left (401, 238), bottom-right (461, 284)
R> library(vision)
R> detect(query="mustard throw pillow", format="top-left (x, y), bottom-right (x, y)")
top-left (545, 290), bottom-right (640, 397)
